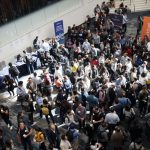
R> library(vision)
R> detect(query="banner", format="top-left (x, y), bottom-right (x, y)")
top-left (109, 13), bottom-right (123, 31)
top-left (141, 16), bottom-right (150, 40)
top-left (54, 20), bottom-right (64, 44)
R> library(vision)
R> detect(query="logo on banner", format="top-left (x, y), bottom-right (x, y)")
top-left (141, 16), bottom-right (150, 40)
top-left (54, 20), bottom-right (64, 44)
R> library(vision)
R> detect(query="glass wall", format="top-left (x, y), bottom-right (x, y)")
top-left (0, 0), bottom-right (82, 46)
top-left (0, 0), bottom-right (62, 26)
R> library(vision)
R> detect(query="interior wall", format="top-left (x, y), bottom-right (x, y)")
top-left (0, 0), bottom-right (106, 64)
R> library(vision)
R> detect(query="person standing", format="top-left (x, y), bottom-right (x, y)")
top-left (41, 99), bottom-right (55, 124)
top-left (0, 106), bottom-right (13, 130)
top-left (33, 36), bottom-right (40, 49)
top-left (137, 16), bottom-right (143, 36)
top-left (46, 123), bottom-right (60, 149)
top-left (122, 13), bottom-right (128, 33)
top-left (105, 108), bottom-right (120, 138)
top-left (17, 122), bottom-right (33, 150)
top-left (0, 128), bottom-right (4, 149)
top-left (111, 126), bottom-right (124, 150)
top-left (129, 138), bottom-right (144, 150)
top-left (26, 77), bottom-right (37, 101)
top-left (16, 81), bottom-right (29, 107)
top-left (75, 103), bottom-right (86, 130)
top-left (33, 126), bottom-right (46, 150)
top-left (32, 72), bottom-right (42, 93)
top-left (8, 62), bottom-right (19, 84)
top-left (4, 75), bottom-right (15, 96)
top-left (43, 69), bottom-right (52, 100)
top-left (63, 76), bottom-right (73, 99)
top-left (60, 134), bottom-right (72, 150)
top-left (23, 50), bottom-right (34, 74)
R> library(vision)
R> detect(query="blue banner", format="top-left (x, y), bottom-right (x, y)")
top-left (109, 13), bottom-right (123, 31)
top-left (54, 20), bottom-right (64, 44)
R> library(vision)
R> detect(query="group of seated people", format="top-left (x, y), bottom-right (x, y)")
top-left (0, 1), bottom-right (150, 150)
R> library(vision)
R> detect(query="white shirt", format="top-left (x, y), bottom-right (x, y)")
top-left (139, 75), bottom-right (147, 85)
top-left (84, 65), bottom-right (91, 76)
top-left (82, 41), bottom-right (91, 53)
top-left (125, 61), bottom-right (132, 73)
top-left (120, 56), bottom-right (129, 66)
top-left (111, 61), bottom-right (117, 72)
top-left (105, 112), bottom-right (120, 125)
top-left (42, 41), bottom-right (50, 52)
top-left (54, 69), bottom-right (63, 80)
top-left (16, 86), bottom-right (26, 96)
top-left (99, 55), bottom-right (105, 64)
top-left (122, 14), bottom-right (128, 24)
top-left (32, 76), bottom-right (42, 85)
top-left (147, 42), bottom-right (150, 51)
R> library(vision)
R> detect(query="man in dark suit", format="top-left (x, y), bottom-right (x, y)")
top-left (46, 123), bottom-right (60, 149)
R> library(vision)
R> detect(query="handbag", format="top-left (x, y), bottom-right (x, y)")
top-left (16, 134), bottom-right (22, 144)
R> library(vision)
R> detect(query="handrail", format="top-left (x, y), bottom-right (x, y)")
top-left (132, 0), bottom-right (135, 12)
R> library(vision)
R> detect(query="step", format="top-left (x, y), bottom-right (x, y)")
top-left (114, 0), bottom-right (150, 12)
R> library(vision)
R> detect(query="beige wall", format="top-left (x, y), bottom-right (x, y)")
top-left (0, 0), bottom-right (107, 64)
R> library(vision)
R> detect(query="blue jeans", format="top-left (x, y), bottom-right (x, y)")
top-left (3, 118), bottom-right (12, 126)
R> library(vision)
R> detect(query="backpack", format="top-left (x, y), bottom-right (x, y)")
top-left (44, 76), bottom-right (50, 85)
top-left (133, 142), bottom-right (143, 150)
top-left (41, 106), bottom-right (49, 115)
top-left (35, 131), bottom-right (45, 142)
top-left (66, 129), bottom-right (74, 142)
top-left (65, 115), bottom-right (70, 124)
top-left (10, 66), bottom-right (19, 76)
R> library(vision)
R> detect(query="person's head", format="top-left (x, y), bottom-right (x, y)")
top-left (61, 134), bottom-right (67, 140)
top-left (49, 123), bottom-right (56, 131)
top-left (136, 138), bottom-right (142, 145)
top-left (18, 111), bottom-right (24, 117)
top-left (23, 50), bottom-right (26, 54)
top-left (33, 72), bottom-right (37, 77)
top-left (5, 139), bottom-right (13, 148)
top-left (94, 107), bottom-right (99, 114)
top-left (56, 66), bottom-right (59, 70)
top-left (8, 62), bottom-right (12, 67)
top-left (4, 75), bottom-right (10, 81)
top-left (110, 107), bottom-right (115, 113)
top-left (19, 121), bottom-right (25, 129)
top-left (125, 105), bottom-right (131, 111)
top-left (34, 126), bottom-right (42, 132)
top-left (64, 75), bottom-right (68, 81)
top-left (28, 77), bottom-right (32, 83)
top-left (18, 81), bottom-right (23, 87)
top-left (115, 126), bottom-right (121, 132)
top-left (78, 102), bottom-right (82, 108)
top-left (81, 88), bottom-right (85, 93)
top-left (55, 76), bottom-right (59, 80)
top-left (43, 99), bottom-right (48, 105)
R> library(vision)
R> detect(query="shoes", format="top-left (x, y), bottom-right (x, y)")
top-left (8, 124), bottom-right (10, 128)
top-left (10, 126), bottom-right (13, 130)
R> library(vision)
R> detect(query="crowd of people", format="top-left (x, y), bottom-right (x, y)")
top-left (0, 1), bottom-right (150, 150)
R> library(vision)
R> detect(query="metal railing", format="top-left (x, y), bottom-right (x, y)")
top-left (116, 0), bottom-right (149, 12)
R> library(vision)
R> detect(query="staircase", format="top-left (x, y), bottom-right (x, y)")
top-left (114, 0), bottom-right (150, 12)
